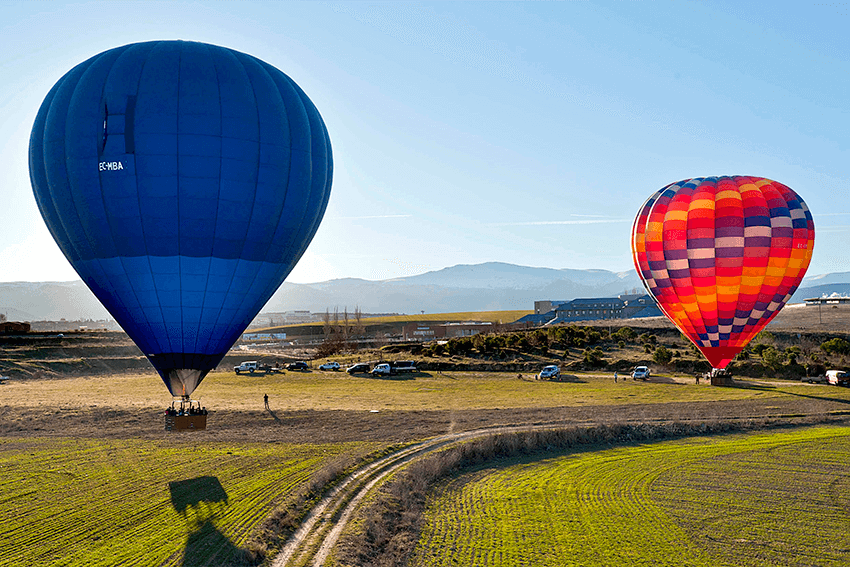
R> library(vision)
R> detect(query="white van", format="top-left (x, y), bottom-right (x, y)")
top-left (826, 370), bottom-right (849, 386)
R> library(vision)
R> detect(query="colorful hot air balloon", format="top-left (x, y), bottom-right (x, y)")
top-left (632, 176), bottom-right (814, 369)
top-left (29, 41), bottom-right (332, 397)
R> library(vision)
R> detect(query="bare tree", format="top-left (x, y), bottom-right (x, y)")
top-left (354, 306), bottom-right (364, 337)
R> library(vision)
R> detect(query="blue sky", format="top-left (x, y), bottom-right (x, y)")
top-left (2, 1), bottom-right (848, 284)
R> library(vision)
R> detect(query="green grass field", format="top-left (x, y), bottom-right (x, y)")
top-left (0, 437), bottom-right (379, 566)
top-left (411, 426), bottom-right (850, 566)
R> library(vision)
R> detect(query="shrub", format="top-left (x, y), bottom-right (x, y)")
top-left (761, 346), bottom-right (785, 370)
top-left (821, 338), bottom-right (850, 356)
top-left (652, 346), bottom-right (673, 366)
top-left (613, 327), bottom-right (636, 341)
top-left (751, 343), bottom-right (770, 357)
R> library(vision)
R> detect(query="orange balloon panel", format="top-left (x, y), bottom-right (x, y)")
top-left (632, 176), bottom-right (814, 369)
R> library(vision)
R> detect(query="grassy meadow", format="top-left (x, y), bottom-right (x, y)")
top-left (0, 437), bottom-right (380, 566)
top-left (3, 367), bottom-right (850, 566)
top-left (411, 426), bottom-right (850, 567)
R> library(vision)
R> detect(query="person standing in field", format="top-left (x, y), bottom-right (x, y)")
top-left (614, 371), bottom-right (618, 383)
top-left (264, 393), bottom-right (269, 409)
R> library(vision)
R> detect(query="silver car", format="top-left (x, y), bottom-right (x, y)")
top-left (631, 366), bottom-right (650, 380)
top-left (538, 365), bottom-right (560, 379)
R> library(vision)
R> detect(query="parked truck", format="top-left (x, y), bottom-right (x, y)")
top-left (826, 370), bottom-right (849, 386)
top-left (234, 361), bottom-right (281, 374)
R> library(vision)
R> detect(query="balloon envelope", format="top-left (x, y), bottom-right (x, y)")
top-left (29, 41), bottom-right (332, 396)
top-left (632, 176), bottom-right (814, 368)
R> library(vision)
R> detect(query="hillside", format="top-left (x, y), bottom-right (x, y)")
top-left (3, 262), bottom-right (848, 322)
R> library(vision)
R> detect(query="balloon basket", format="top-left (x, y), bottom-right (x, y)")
top-left (708, 368), bottom-right (734, 387)
top-left (164, 398), bottom-right (207, 431)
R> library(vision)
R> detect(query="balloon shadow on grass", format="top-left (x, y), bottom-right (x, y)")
top-left (169, 476), bottom-right (256, 566)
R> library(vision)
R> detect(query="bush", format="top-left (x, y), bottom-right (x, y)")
top-left (613, 327), bottom-right (636, 341)
top-left (821, 338), bottom-right (850, 356)
top-left (761, 346), bottom-right (785, 370)
top-left (652, 346), bottom-right (673, 366)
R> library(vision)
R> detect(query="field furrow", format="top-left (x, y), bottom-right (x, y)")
top-left (0, 437), bottom-right (380, 566)
top-left (411, 427), bottom-right (850, 566)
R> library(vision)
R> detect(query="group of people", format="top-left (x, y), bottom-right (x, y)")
top-left (165, 405), bottom-right (207, 417)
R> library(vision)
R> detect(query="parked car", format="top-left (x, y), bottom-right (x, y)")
top-left (319, 361), bottom-right (341, 371)
top-left (826, 370), bottom-right (849, 386)
top-left (370, 363), bottom-right (393, 376)
top-left (393, 360), bottom-right (418, 373)
top-left (287, 361), bottom-right (308, 371)
top-left (631, 366), bottom-right (650, 380)
top-left (346, 363), bottom-right (371, 374)
top-left (802, 374), bottom-right (827, 384)
top-left (537, 365), bottom-right (560, 380)
top-left (234, 361), bottom-right (258, 374)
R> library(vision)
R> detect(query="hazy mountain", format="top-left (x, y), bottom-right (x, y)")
top-left (1, 263), bottom-right (848, 321)
top-left (259, 263), bottom-right (647, 314)
top-left (793, 283), bottom-right (850, 300)
top-left (0, 281), bottom-right (110, 321)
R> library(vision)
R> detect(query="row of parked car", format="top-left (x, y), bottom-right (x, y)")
top-left (317, 360), bottom-right (419, 376)
top-left (536, 365), bottom-right (652, 380)
top-left (803, 370), bottom-right (849, 385)
top-left (347, 360), bottom-right (418, 376)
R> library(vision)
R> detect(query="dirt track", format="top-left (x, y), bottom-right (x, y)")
top-left (2, 381), bottom-right (848, 445)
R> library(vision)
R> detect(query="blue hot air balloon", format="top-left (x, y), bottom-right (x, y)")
top-left (29, 41), bottom-right (332, 398)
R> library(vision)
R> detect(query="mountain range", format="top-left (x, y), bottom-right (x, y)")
top-left (2, 262), bottom-right (849, 321)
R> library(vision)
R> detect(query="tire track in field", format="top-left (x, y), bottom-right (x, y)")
top-left (270, 407), bottom-right (850, 567)
top-left (271, 424), bottom-right (548, 567)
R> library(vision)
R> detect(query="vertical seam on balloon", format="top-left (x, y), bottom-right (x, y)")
top-left (175, 42), bottom-right (184, 365)
top-left (255, 68), bottom-right (311, 309)
top-left (719, 179), bottom-right (744, 344)
top-left (763, 184), bottom-right (793, 331)
top-left (55, 64), bottom-right (93, 272)
top-left (131, 43), bottom-right (168, 363)
top-left (294, 97), bottom-right (332, 262)
top-left (141, 41), bottom-right (175, 363)
top-left (192, 43), bottom-right (223, 360)
top-left (65, 54), bottom-right (126, 338)
top-left (266, 75), bottom-right (330, 320)
top-left (702, 178), bottom-right (719, 350)
top-left (656, 184), bottom-right (693, 348)
top-left (681, 183), bottom-right (705, 347)
top-left (668, 184), bottom-right (702, 347)
top-left (236, 60), bottom-right (295, 325)
top-left (207, 51), bottom-right (262, 352)
top-left (121, 43), bottom-right (158, 357)
top-left (94, 49), bottom-right (127, 333)
top-left (37, 80), bottom-right (80, 266)
top-left (737, 178), bottom-right (769, 348)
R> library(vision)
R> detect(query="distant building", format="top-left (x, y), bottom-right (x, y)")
top-left (0, 321), bottom-right (31, 334)
top-left (517, 294), bottom-right (661, 326)
top-left (805, 294), bottom-right (850, 306)
top-left (403, 321), bottom-right (493, 341)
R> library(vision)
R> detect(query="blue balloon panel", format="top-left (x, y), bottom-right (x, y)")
top-left (30, 41), bottom-right (332, 396)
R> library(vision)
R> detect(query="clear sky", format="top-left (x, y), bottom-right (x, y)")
top-left (2, 1), bottom-right (848, 284)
